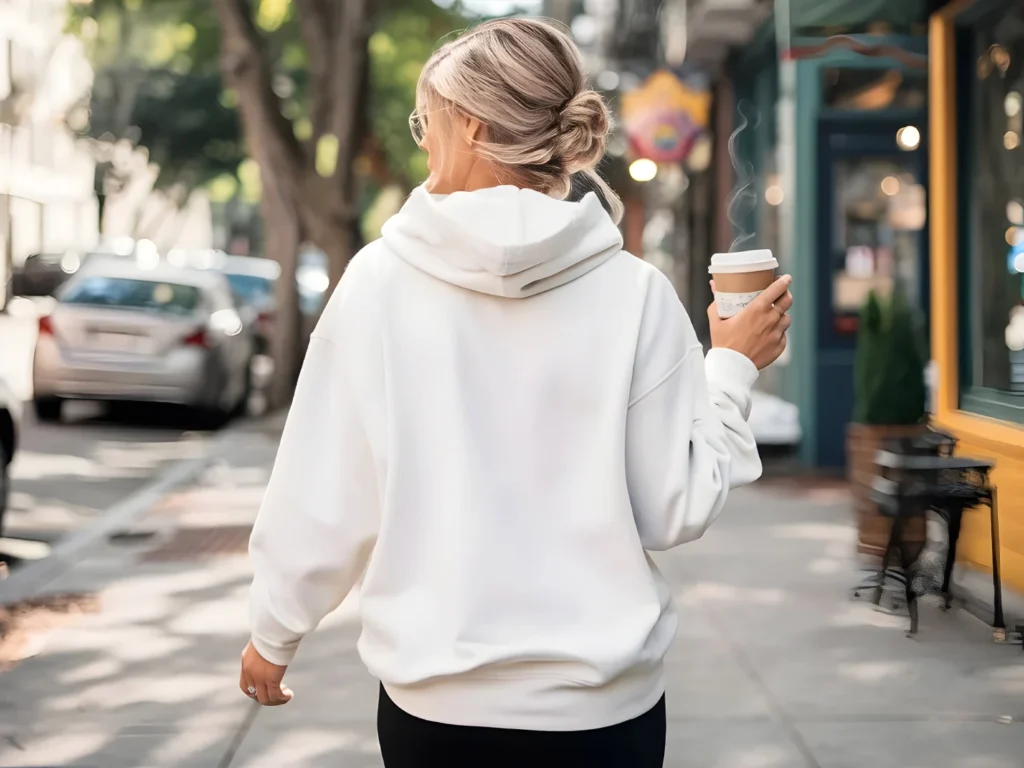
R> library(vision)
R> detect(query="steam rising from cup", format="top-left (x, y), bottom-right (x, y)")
top-left (727, 101), bottom-right (761, 252)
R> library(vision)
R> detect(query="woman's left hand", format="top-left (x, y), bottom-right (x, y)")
top-left (239, 640), bottom-right (293, 706)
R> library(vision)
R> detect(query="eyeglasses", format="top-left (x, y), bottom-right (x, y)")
top-left (409, 111), bottom-right (427, 146)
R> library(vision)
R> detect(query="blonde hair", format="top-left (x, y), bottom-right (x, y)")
top-left (417, 17), bottom-right (624, 223)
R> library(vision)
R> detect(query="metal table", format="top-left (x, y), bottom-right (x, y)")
top-left (869, 450), bottom-right (1001, 636)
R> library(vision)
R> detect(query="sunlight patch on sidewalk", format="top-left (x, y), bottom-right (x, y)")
top-left (676, 581), bottom-right (788, 607)
top-left (1, 730), bottom-right (110, 766)
top-left (838, 660), bottom-right (910, 683)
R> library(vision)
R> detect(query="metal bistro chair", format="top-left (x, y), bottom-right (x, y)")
top-left (868, 437), bottom-right (1002, 637)
top-left (853, 429), bottom-right (957, 611)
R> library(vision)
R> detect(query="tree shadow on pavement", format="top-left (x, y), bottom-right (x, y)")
top-left (2, 461), bottom-right (1023, 767)
top-left (0, 429), bottom-right (368, 768)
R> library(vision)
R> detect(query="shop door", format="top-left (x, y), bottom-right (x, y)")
top-left (815, 119), bottom-right (929, 467)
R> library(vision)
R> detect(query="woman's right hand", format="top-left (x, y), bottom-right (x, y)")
top-left (240, 640), bottom-right (293, 706)
top-left (708, 275), bottom-right (793, 370)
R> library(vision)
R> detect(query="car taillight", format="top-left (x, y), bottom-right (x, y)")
top-left (38, 315), bottom-right (55, 336)
top-left (183, 328), bottom-right (209, 348)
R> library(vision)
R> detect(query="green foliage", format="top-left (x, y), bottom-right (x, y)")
top-left (100, 70), bottom-right (244, 189)
top-left (369, 0), bottom-right (462, 186)
top-left (256, 0), bottom-right (294, 31)
top-left (237, 159), bottom-right (263, 205)
top-left (67, 0), bottom-right (313, 195)
top-left (362, 186), bottom-right (406, 242)
top-left (67, 0), bottom-right (222, 76)
top-left (852, 290), bottom-right (927, 426)
top-left (315, 134), bottom-right (339, 178)
top-left (67, 0), bottom-right (238, 192)
top-left (68, 0), bottom-right (461, 202)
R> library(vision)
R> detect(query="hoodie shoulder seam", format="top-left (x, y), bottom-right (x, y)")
top-left (307, 332), bottom-right (341, 352)
top-left (627, 343), bottom-right (703, 409)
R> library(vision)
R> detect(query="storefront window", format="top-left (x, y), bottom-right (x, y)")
top-left (831, 158), bottom-right (925, 319)
top-left (962, 3), bottom-right (1024, 419)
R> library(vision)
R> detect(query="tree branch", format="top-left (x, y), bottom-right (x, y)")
top-left (328, 0), bottom-right (372, 148)
top-left (212, 0), bottom-right (305, 192)
top-left (292, 0), bottom-right (371, 250)
top-left (294, 0), bottom-right (333, 149)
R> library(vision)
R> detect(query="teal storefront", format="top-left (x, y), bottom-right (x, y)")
top-left (725, 20), bottom-right (931, 467)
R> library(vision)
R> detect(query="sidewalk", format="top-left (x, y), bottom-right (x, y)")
top-left (1, 430), bottom-right (1023, 767)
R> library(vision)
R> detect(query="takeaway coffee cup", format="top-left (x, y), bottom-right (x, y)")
top-left (709, 249), bottom-right (779, 319)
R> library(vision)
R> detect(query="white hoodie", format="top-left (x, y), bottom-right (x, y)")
top-left (248, 185), bottom-right (762, 731)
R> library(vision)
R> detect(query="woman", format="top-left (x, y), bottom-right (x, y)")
top-left (238, 17), bottom-right (792, 767)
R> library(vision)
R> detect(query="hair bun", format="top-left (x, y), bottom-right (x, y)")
top-left (556, 90), bottom-right (609, 173)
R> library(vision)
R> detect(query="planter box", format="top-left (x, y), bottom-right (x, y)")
top-left (846, 422), bottom-right (927, 558)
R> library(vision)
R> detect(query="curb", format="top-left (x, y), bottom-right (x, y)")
top-left (952, 569), bottom-right (1024, 643)
top-left (0, 412), bottom-right (283, 606)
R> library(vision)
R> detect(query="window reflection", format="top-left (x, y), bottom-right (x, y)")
top-left (832, 159), bottom-right (925, 318)
top-left (969, 5), bottom-right (1024, 394)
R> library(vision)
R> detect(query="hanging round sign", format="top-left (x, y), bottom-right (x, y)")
top-left (621, 70), bottom-right (711, 165)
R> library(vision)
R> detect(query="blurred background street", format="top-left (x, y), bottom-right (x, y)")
top-left (2, 0), bottom-right (1024, 766)
top-left (0, 298), bottom-right (213, 571)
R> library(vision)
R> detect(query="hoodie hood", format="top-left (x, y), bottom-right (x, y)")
top-left (380, 185), bottom-right (624, 298)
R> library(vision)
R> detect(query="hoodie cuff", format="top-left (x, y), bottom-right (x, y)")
top-left (705, 348), bottom-right (759, 393)
top-left (250, 629), bottom-right (302, 667)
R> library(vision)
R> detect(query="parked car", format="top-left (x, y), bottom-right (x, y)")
top-left (13, 252), bottom-right (77, 297)
top-left (32, 258), bottom-right (255, 424)
top-left (166, 248), bottom-right (331, 358)
top-left (166, 251), bottom-right (274, 352)
top-left (0, 376), bottom-right (21, 538)
top-left (12, 239), bottom-right (144, 298)
top-left (219, 255), bottom-right (281, 355)
top-left (748, 390), bottom-right (802, 448)
top-left (229, 249), bottom-right (330, 323)
top-left (173, 250), bottom-right (330, 351)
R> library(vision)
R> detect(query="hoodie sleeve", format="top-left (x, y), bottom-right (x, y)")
top-left (248, 251), bottom-right (384, 666)
top-left (625, 269), bottom-right (762, 552)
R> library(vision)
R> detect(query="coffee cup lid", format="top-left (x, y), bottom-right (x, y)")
top-left (708, 249), bottom-right (778, 274)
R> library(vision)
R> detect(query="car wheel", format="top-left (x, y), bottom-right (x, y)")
top-left (194, 407), bottom-right (229, 431)
top-left (34, 397), bottom-right (63, 423)
top-left (231, 358), bottom-right (254, 418)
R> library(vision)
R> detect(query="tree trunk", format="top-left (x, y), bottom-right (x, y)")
top-left (317, 221), bottom-right (359, 290)
top-left (213, 0), bottom-right (372, 399)
top-left (214, 0), bottom-right (309, 404)
top-left (296, 0), bottom-right (372, 293)
top-left (263, 184), bottom-right (303, 407)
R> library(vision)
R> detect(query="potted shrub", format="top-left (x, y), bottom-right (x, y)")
top-left (846, 290), bottom-right (928, 557)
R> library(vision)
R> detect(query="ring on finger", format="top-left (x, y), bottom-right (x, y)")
top-left (247, 685), bottom-right (258, 698)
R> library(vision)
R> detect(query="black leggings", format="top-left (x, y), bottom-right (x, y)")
top-left (377, 685), bottom-right (666, 768)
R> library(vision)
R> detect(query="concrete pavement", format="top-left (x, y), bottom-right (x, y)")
top-left (3, 404), bottom-right (212, 555)
top-left (1, 426), bottom-right (1022, 767)
top-left (0, 301), bottom-right (231, 568)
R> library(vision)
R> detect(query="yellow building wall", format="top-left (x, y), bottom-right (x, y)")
top-left (930, 4), bottom-right (1024, 594)
top-left (934, 427), bottom-right (1024, 591)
